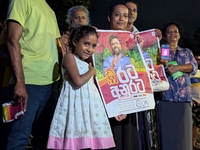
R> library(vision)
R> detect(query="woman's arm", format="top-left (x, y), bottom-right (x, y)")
top-left (166, 63), bottom-right (193, 75)
top-left (166, 48), bottom-right (198, 75)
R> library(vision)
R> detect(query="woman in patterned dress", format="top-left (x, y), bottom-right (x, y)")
top-left (156, 22), bottom-right (198, 150)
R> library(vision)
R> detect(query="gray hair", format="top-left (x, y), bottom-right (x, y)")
top-left (66, 5), bottom-right (90, 27)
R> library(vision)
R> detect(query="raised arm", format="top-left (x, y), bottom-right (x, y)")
top-left (63, 53), bottom-right (96, 88)
top-left (7, 21), bottom-right (28, 111)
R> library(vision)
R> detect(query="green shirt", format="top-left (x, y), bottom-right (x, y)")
top-left (7, 0), bottom-right (60, 85)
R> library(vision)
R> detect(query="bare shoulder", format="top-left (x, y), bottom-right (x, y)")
top-left (63, 52), bottom-right (74, 61)
top-left (63, 52), bottom-right (76, 67)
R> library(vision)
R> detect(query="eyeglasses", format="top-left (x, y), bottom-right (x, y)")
top-left (166, 30), bottom-right (179, 34)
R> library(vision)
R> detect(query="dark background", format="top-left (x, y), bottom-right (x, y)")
top-left (1, 0), bottom-right (200, 54)
top-left (89, 0), bottom-right (200, 54)
top-left (89, 0), bottom-right (200, 37)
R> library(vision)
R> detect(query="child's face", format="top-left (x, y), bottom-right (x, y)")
top-left (74, 34), bottom-right (97, 60)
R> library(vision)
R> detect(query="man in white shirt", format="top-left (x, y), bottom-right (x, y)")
top-left (125, 1), bottom-right (138, 33)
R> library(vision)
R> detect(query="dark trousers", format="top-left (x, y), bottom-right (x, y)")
top-left (0, 86), bottom-right (13, 150)
top-left (32, 80), bottom-right (61, 150)
top-left (108, 113), bottom-right (140, 150)
top-left (5, 84), bottom-right (52, 150)
top-left (156, 101), bottom-right (192, 150)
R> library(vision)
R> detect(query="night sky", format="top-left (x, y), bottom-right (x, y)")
top-left (89, 0), bottom-right (200, 39)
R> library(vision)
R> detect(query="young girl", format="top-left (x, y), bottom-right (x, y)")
top-left (47, 25), bottom-right (115, 149)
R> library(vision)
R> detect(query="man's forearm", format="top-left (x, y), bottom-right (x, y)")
top-left (7, 39), bottom-right (25, 84)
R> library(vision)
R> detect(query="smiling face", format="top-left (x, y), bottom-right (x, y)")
top-left (164, 24), bottom-right (180, 45)
top-left (74, 34), bottom-right (97, 60)
top-left (110, 38), bottom-right (122, 56)
top-left (125, 2), bottom-right (138, 25)
top-left (71, 8), bottom-right (88, 27)
top-left (108, 4), bottom-right (128, 30)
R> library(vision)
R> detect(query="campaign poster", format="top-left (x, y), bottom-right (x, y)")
top-left (93, 30), bottom-right (155, 118)
top-left (138, 29), bottom-right (159, 64)
top-left (138, 29), bottom-right (169, 92)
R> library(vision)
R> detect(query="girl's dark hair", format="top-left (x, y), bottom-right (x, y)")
top-left (108, 3), bottom-right (128, 18)
top-left (162, 22), bottom-right (182, 38)
top-left (68, 25), bottom-right (98, 53)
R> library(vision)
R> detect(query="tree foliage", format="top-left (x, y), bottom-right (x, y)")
top-left (46, 0), bottom-right (91, 25)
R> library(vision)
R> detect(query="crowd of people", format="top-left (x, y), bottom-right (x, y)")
top-left (0, 0), bottom-right (200, 150)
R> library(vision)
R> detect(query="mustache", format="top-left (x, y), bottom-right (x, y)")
top-left (113, 46), bottom-right (120, 50)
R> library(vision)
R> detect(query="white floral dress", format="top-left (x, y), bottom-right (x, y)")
top-left (47, 56), bottom-right (115, 150)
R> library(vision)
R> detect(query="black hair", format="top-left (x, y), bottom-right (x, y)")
top-left (162, 22), bottom-right (182, 38)
top-left (124, 1), bottom-right (139, 8)
top-left (108, 3), bottom-right (128, 18)
top-left (68, 25), bottom-right (98, 53)
top-left (0, 0), bottom-right (9, 26)
top-left (161, 22), bottom-right (195, 50)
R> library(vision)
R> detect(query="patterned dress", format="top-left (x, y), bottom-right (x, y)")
top-left (156, 47), bottom-right (198, 150)
top-left (162, 47), bottom-right (198, 102)
top-left (47, 56), bottom-right (115, 149)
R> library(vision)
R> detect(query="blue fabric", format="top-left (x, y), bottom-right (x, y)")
top-left (191, 77), bottom-right (200, 84)
top-left (142, 51), bottom-right (151, 60)
top-left (162, 47), bottom-right (198, 102)
top-left (6, 84), bottom-right (52, 150)
top-left (102, 54), bottom-right (131, 74)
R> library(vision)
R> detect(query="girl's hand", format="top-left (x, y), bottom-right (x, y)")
top-left (115, 114), bottom-right (127, 121)
top-left (88, 63), bottom-right (96, 77)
